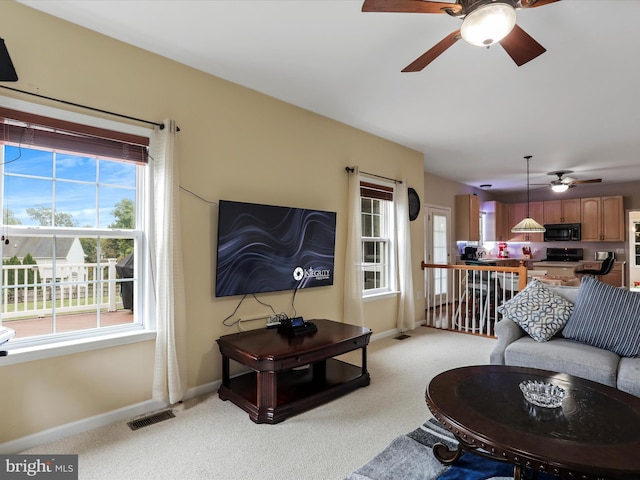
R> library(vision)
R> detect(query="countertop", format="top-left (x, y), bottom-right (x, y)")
top-left (532, 260), bottom-right (625, 267)
top-left (481, 257), bottom-right (538, 262)
top-left (532, 261), bottom-right (581, 267)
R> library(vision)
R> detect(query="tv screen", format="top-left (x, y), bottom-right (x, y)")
top-left (215, 200), bottom-right (336, 297)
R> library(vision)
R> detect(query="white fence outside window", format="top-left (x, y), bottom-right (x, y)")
top-left (1, 259), bottom-right (125, 320)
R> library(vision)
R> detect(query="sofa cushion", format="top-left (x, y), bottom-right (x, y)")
top-left (497, 279), bottom-right (574, 342)
top-left (545, 285), bottom-right (580, 304)
top-left (562, 277), bottom-right (640, 358)
top-left (504, 337), bottom-right (619, 387)
top-left (618, 357), bottom-right (640, 397)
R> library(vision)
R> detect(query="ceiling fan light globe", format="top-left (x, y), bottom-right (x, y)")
top-left (460, 3), bottom-right (517, 47)
top-left (551, 183), bottom-right (569, 193)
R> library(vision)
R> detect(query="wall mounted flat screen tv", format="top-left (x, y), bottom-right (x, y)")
top-left (215, 200), bottom-right (336, 297)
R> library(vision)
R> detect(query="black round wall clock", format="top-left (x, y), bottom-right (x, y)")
top-left (408, 187), bottom-right (420, 221)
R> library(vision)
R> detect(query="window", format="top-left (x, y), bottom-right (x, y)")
top-left (360, 180), bottom-right (395, 295)
top-left (0, 104), bottom-right (151, 348)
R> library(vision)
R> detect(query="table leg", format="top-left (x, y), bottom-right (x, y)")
top-left (256, 371), bottom-right (277, 421)
top-left (513, 464), bottom-right (539, 480)
top-left (361, 345), bottom-right (368, 375)
top-left (433, 442), bottom-right (463, 465)
top-left (221, 355), bottom-right (230, 388)
top-left (513, 465), bottom-right (522, 480)
top-left (312, 360), bottom-right (327, 383)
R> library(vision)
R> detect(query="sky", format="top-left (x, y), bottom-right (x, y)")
top-left (2, 145), bottom-right (136, 228)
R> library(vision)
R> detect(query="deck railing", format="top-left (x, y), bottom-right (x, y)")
top-left (1, 259), bottom-right (124, 320)
top-left (421, 262), bottom-right (528, 337)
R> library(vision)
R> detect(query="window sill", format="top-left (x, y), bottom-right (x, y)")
top-left (363, 290), bottom-right (399, 302)
top-left (0, 330), bottom-right (157, 366)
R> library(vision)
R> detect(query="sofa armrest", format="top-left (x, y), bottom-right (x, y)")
top-left (489, 319), bottom-right (526, 365)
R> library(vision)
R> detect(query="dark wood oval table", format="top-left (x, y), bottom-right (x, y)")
top-left (426, 365), bottom-right (640, 480)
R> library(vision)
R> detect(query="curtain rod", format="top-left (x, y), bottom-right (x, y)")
top-left (345, 166), bottom-right (403, 184)
top-left (0, 85), bottom-right (179, 131)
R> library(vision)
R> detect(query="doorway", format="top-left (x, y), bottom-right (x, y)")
top-left (425, 205), bottom-right (451, 306)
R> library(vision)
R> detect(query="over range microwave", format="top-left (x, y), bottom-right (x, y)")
top-left (543, 223), bottom-right (581, 242)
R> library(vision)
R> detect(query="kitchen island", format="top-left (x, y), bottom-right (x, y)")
top-left (480, 258), bottom-right (538, 269)
top-left (532, 260), bottom-right (625, 287)
top-left (531, 261), bottom-right (580, 277)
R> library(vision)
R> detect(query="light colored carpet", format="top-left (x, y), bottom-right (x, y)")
top-left (21, 327), bottom-right (496, 480)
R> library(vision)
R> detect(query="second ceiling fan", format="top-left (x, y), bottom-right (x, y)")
top-left (361, 0), bottom-right (561, 71)
top-left (537, 171), bottom-right (603, 193)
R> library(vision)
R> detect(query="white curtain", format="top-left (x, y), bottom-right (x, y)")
top-left (344, 167), bottom-right (364, 326)
top-left (395, 181), bottom-right (416, 332)
top-left (150, 119), bottom-right (187, 404)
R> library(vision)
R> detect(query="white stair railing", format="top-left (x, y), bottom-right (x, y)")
top-left (422, 262), bottom-right (528, 337)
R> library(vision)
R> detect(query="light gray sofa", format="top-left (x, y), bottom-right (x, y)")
top-left (490, 280), bottom-right (640, 398)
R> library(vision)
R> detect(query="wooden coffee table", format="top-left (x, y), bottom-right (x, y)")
top-left (217, 319), bottom-right (371, 424)
top-left (426, 365), bottom-right (640, 480)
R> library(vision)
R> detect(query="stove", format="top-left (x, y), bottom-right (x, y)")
top-left (543, 247), bottom-right (584, 262)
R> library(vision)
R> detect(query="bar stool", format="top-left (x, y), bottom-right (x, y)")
top-left (574, 255), bottom-right (614, 281)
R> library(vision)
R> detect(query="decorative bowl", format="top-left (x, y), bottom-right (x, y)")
top-left (519, 380), bottom-right (566, 408)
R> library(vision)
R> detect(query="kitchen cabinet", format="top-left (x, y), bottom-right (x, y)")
top-left (508, 201), bottom-right (544, 242)
top-left (629, 210), bottom-right (640, 291)
top-left (543, 198), bottom-right (581, 224)
top-left (482, 200), bottom-right (507, 241)
top-left (580, 196), bottom-right (624, 242)
top-left (507, 203), bottom-right (526, 243)
top-left (455, 194), bottom-right (480, 241)
top-left (528, 202), bottom-right (544, 242)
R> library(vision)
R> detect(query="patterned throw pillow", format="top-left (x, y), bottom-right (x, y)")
top-left (497, 279), bottom-right (574, 342)
top-left (562, 276), bottom-right (640, 358)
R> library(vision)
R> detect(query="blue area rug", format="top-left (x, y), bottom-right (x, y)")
top-left (345, 418), bottom-right (556, 480)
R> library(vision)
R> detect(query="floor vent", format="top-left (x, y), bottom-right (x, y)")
top-left (127, 409), bottom-right (175, 431)
top-left (394, 334), bottom-right (411, 340)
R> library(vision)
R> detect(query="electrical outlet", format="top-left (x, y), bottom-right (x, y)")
top-left (266, 315), bottom-right (281, 328)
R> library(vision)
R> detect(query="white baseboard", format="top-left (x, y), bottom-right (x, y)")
top-left (182, 379), bottom-right (221, 400)
top-left (0, 399), bottom-right (165, 454)
top-left (371, 320), bottom-right (426, 342)
top-left (0, 381), bottom-right (222, 455)
top-left (0, 322), bottom-right (425, 454)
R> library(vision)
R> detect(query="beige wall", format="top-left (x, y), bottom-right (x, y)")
top-left (0, 2), bottom-right (425, 444)
top-left (424, 170), bottom-right (497, 211)
top-left (423, 170), bottom-right (497, 258)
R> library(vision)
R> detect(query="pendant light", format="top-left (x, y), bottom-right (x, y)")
top-left (511, 155), bottom-right (546, 233)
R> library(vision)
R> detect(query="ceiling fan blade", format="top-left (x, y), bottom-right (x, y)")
top-left (402, 30), bottom-right (460, 72)
top-left (362, 0), bottom-right (461, 14)
top-left (499, 24), bottom-right (546, 66)
top-left (571, 178), bottom-right (602, 185)
top-left (520, 0), bottom-right (561, 8)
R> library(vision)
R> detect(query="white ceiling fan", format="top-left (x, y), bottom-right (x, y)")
top-left (539, 170), bottom-right (602, 192)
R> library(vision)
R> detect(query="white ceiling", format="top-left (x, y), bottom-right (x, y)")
top-left (18, 0), bottom-right (640, 193)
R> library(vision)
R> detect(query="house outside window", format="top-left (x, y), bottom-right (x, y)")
top-left (0, 104), bottom-right (151, 348)
top-left (360, 180), bottom-right (395, 296)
